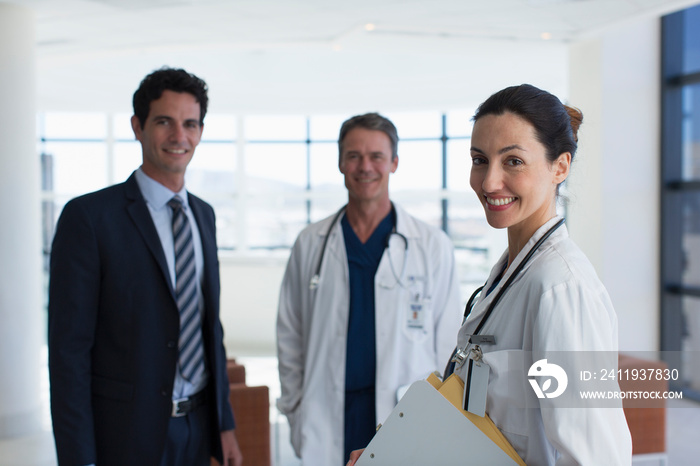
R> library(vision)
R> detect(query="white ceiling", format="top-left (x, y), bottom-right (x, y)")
top-left (8, 0), bottom-right (700, 115)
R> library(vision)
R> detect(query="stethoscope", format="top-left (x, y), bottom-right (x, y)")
top-left (444, 217), bottom-right (566, 377)
top-left (309, 203), bottom-right (409, 290)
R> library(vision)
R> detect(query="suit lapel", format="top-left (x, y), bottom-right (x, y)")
top-left (188, 194), bottom-right (216, 305)
top-left (188, 194), bottom-right (214, 261)
top-left (124, 174), bottom-right (176, 298)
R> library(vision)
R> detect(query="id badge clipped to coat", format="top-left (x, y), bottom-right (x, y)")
top-left (463, 345), bottom-right (490, 417)
top-left (406, 275), bottom-right (427, 329)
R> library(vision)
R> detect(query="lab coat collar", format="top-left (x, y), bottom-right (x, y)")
top-left (315, 202), bottom-right (422, 276)
top-left (392, 203), bottom-right (423, 240)
top-left (478, 216), bottom-right (568, 312)
top-left (315, 202), bottom-right (424, 242)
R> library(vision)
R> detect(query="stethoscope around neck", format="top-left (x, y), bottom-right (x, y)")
top-left (309, 203), bottom-right (409, 290)
top-left (445, 217), bottom-right (566, 376)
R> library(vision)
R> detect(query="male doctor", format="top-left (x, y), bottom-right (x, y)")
top-left (276, 112), bottom-right (462, 465)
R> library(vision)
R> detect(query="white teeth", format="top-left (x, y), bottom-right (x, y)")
top-left (486, 196), bottom-right (516, 206)
top-left (166, 149), bottom-right (186, 154)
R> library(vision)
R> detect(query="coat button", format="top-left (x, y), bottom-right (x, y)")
top-left (167, 341), bottom-right (176, 348)
top-left (161, 390), bottom-right (168, 397)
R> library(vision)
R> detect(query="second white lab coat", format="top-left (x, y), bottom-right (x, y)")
top-left (276, 204), bottom-right (462, 466)
top-left (455, 216), bottom-right (632, 465)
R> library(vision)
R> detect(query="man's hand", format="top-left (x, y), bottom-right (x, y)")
top-left (346, 448), bottom-right (365, 466)
top-left (221, 429), bottom-right (243, 466)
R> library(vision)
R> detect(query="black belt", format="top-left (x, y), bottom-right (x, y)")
top-left (171, 389), bottom-right (207, 417)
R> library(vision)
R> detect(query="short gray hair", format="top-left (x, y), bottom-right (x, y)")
top-left (338, 112), bottom-right (398, 162)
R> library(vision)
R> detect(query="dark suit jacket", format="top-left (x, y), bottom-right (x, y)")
top-left (48, 172), bottom-right (235, 466)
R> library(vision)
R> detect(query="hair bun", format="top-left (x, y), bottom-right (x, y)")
top-left (564, 105), bottom-right (583, 142)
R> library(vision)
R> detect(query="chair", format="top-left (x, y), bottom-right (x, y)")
top-left (211, 359), bottom-right (271, 466)
top-left (618, 354), bottom-right (667, 465)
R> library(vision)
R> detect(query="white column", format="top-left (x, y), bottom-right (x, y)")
top-left (568, 17), bottom-right (661, 352)
top-left (0, 3), bottom-right (42, 437)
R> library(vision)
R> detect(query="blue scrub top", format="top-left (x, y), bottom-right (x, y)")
top-left (341, 210), bottom-right (393, 462)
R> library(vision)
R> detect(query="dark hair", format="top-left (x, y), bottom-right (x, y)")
top-left (338, 112), bottom-right (399, 161)
top-left (473, 84), bottom-right (583, 164)
top-left (132, 67), bottom-right (209, 129)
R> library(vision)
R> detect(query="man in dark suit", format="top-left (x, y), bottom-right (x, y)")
top-left (48, 67), bottom-right (243, 466)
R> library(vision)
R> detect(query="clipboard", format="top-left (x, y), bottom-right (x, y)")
top-left (355, 375), bottom-right (525, 465)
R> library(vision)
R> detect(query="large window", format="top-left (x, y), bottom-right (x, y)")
top-left (40, 110), bottom-right (495, 288)
top-left (661, 4), bottom-right (700, 400)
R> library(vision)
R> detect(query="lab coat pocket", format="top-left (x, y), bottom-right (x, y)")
top-left (481, 349), bottom-right (531, 454)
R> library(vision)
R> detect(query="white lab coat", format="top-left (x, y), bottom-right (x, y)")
top-left (455, 216), bottom-right (632, 465)
top-left (276, 204), bottom-right (462, 466)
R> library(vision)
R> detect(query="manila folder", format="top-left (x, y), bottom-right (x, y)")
top-left (355, 378), bottom-right (522, 465)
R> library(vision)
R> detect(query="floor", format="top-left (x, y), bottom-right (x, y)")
top-left (1, 355), bottom-right (698, 466)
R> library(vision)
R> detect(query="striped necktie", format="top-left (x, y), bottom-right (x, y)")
top-left (168, 196), bottom-right (205, 382)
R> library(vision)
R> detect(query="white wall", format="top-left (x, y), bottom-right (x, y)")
top-left (217, 16), bottom-right (666, 357)
top-left (568, 17), bottom-right (660, 352)
top-left (219, 254), bottom-right (288, 357)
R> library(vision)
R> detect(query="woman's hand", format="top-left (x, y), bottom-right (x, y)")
top-left (346, 448), bottom-right (365, 466)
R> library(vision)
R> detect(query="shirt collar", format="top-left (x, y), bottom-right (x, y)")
top-left (134, 167), bottom-right (189, 210)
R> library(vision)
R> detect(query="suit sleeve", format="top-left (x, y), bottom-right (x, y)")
top-left (197, 201), bottom-right (236, 433)
top-left (215, 320), bottom-right (236, 431)
top-left (214, 296), bottom-right (236, 433)
top-left (48, 199), bottom-right (100, 466)
top-left (213, 277), bottom-right (236, 433)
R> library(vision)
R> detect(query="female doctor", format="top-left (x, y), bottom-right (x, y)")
top-left (349, 85), bottom-right (632, 465)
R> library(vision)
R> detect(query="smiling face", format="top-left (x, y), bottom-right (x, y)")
top-left (470, 112), bottom-right (570, 245)
top-left (339, 127), bottom-right (398, 207)
top-left (131, 89), bottom-right (203, 192)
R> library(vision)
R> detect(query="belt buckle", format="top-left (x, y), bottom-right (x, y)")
top-left (172, 397), bottom-right (188, 417)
